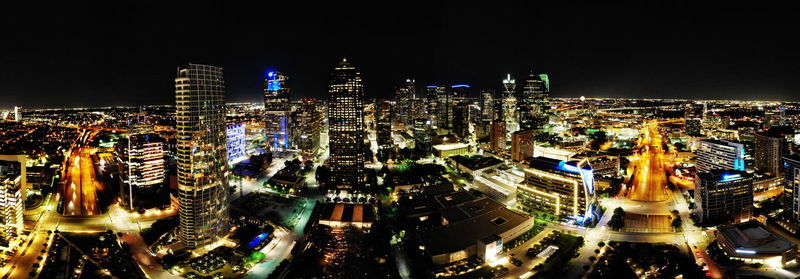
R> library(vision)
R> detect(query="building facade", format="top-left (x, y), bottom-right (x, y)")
top-left (511, 130), bottom-right (535, 162)
top-left (328, 59), bottom-right (366, 190)
top-left (694, 170), bottom-right (753, 225)
top-left (518, 157), bottom-right (596, 223)
top-left (264, 71), bottom-right (291, 151)
top-left (489, 120), bottom-right (506, 154)
top-left (118, 132), bottom-right (167, 211)
top-left (696, 139), bottom-right (746, 172)
top-left (783, 154), bottom-right (800, 221)
top-left (175, 64), bottom-right (229, 249)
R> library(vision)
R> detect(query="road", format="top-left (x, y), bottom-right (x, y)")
top-left (61, 129), bottom-right (104, 216)
top-left (627, 122), bottom-right (670, 202)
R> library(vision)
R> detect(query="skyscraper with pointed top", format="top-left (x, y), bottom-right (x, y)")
top-left (328, 58), bottom-right (366, 190)
top-left (264, 71), bottom-right (290, 151)
top-left (519, 72), bottom-right (549, 134)
top-left (175, 63), bottom-right (229, 249)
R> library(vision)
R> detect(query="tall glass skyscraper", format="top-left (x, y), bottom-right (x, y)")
top-left (328, 59), bottom-right (365, 190)
top-left (394, 79), bottom-right (415, 127)
top-left (175, 64), bottom-right (229, 249)
top-left (264, 71), bottom-right (290, 151)
top-left (519, 72), bottom-right (548, 134)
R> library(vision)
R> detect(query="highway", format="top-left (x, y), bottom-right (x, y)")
top-left (627, 122), bottom-right (670, 202)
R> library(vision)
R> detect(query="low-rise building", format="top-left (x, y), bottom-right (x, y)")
top-left (715, 220), bottom-right (797, 267)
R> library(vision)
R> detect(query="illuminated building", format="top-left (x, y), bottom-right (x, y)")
top-left (264, 71), bottom-right (290, 151)
top-left (501, 74), bottom-right (518, 134)
top-left (489, 120), bottom-right (506, 154)
top-left (226, 123), bottom-right (246, 163)
top-left (480, 89), bottom-right (495, 122)
top-left (293, 98), bottom-right (323, 156)
top-left (452, 101), bottom-right (469, 138)
top-left (693, 169), bottom-right (753, 225)
top-left (511, 130), bottom-right (535, 162)
top-left (715, 220), bottom-right (796, 267)
top-left (518, 157), bottom-right (596, 223)
top-left (425, 85), bottom-right (446, 129)
top-left (783, 154), bottom-right (800, 221)
top-left (418, 192), bottom-right (534, 265)
top-left (753, 126), bottom-right (793, 175)
top-left (376, 100), bottom-right (393, 151)
top-left (696, 139), bottom-right (746, 172)
top-left (118, 132), bottom-right (167, 211)
top-left (433, 143), bottom-right (469, 158)
top-left (685, 118), bottom-right (702, 136)
top-left (413, 118), bottom-right (432, 155)
top-left (518, 72), bottom-right (548, 134)
top-left (13, 106), bottom-right (20, 121)
top-left (763, 109), bottom-right (786, 128)
top-left (394, 79), bottom-right (415, 127)
top-left (0, 158), bottom-right (24, 243)
top-left (328, 58), bottom-right (365, 190)
top-left (175, 63), bottom-right (229, 249)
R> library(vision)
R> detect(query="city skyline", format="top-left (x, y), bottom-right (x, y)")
top-left (3, 2), bottom-right (800, 108)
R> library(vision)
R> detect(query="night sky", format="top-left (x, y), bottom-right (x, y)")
top-left (2, 1), bottom-right (799, 108)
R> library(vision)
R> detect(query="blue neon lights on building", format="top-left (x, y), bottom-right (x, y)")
top-left (267, 80), bottom-right (281, 91)
top-left (451, 84), bottom-right (470, 88)
top-left (426, 85), bottom-right (438, 89)
top-left (267, 71), bottom-right (275, 78)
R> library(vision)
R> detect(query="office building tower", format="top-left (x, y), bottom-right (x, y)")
top-left (411, 97), bottom-right (428, 121)
top-left (480, 90), bottom-right (496, 122)
top-left (413, 118), bottom-right (432, 155)
top-left (519, 72), bottom-right (548, 134)
top-left (394, 79), bottom-right (415, 127)
top-left (264, 71), bottom-right (291, 151)
top-left (686, 118), bottom-right (703, 136)
top-left (754, 126), bottom-right (794, 175)
top-left (511, 130), bottom-right (535, 162)
top-left (490, 120), bottom-right (506, 154)
top-left (376, 100), bottom-right (393, 151)
top-left (783, 154), bottom-right (800, 221)
top-left (328, 59), bottom-right (366, 190)
top-left (694, 170), bottom-right (753, 225)
top-left (696, 139), bottom-right (746, 172)
top-left (764, 109), bottom-right (786, 128)
top-left (0, 158), bottom-right (24, 242)
top-left (12, 106), bottom-right (20, 122)
top-left (175, 64), bottom-right (229, 249)
top-left (226, 123), bottom-right (247, 163)
top-left (519, 157), bottom-right (596, 222)
top-left (118, 132), bottom-right (168, 211)
top-left (293, 98), bottom-right (323, 156)
top-left (425, 86), bottom-right (444, 128)
top-left (501, 74), bottom-right (518, 133)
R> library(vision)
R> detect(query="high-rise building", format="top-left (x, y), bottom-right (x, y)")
top-left (694, 170), bottom-right (753, 225)
top-left (394, 79), bottom-right (415, 127)
top-left (0, 157), bottom-right (24, 242)
top-left (501, 74), bottom-right (518, 133)
top-left (685, 118), bottom-right (703, 136)
top-left (328, 59), bottom-right (366, 190)
top-left (413, 118), bottom-right (432, 155)
top-left (118, 130), bottom-right (167, 212)
top-left (511, 130), bottom-right (535, 162)
top-left (410, 97), bottom-right (428, 121)
top-left (764, 109), bottom-right (786, 128)
top-left (226, 123), bottom-right (247, 163)
top-left (519, 72), bottom-right (549, 135)
top-left (518, 157), bottom-right (596, 223)
top-left (490, 120), bottom-right (506, 154)
top-left (425, 86), bottom-right (444, 129)
top-left (754, 126), bottom-right (794, 175)
top-left (264, 71), bottom-right (291, 151)
top-left (783, 154), bottom-right (800, 221)
top-left (696, 139), bottom-right (746, 172)
top-left (12, 106), bottom-right (20, 122)
top-left (175, 64), bottom-right (229, 249)
top-left (480, 89), bottom-right (496, 122)
top-left (293, 98), bottom-right (323, 156)
top-left (376, 100), bottom-right (393, 151)
top-left (451, 84), bottom-right (470, 138)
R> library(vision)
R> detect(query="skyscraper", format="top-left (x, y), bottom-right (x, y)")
top-left (754, 126), bottom-right (794, 175)
top-left (490, 120), bottom-right (506, 154)
top-left (696, 139), bottom-right (746, 172)
top-left (118, 131), bottom-right (167, 211)
top-left (394, 79), bottom-right (415, 127)
top-left (511, 130), bottom-right (535, 162)
top-left (451, 84), bottom-right (470, 138)
top-left (413, 118), bottom-right (432, 155)
top-left (293, 98), bottom-right (323, 156)
top-left (328, 59), bottom-right (365, 190)
top-left (519, 72), bottom-right (549, 135)
top-left (480, 89), bottom-right (496, 122)
top-left (175, 64), bottom-right (229, 249)
top-left (376, 100), bottom-right (393, 151)
top-left (783, 154), bottom-right (800, 221)
top-left (694, 170), bottom-right (753, 225)
top-left (0, 157), bottom-right (24, 243)
top-left (501, 74), bottom-right (518, 134)
top-left (264, 71), bottom-right (291, 151)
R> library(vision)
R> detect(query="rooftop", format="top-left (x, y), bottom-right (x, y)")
top-left (718, 220), bottom-right (795, 254)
